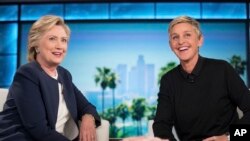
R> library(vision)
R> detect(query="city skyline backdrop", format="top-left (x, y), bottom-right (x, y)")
top-left (20, 21), bottom-right (247, 112)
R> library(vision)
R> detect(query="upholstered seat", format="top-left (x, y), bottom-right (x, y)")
top-left (0, 88), bottom-right (110, 141)
top-left (0, 88), bottom-right (8, 111)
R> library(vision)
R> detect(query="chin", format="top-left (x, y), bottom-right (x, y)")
top-left (54, 59), bottom-right (63, 64)
top-left (51, 61), bottom-right (61, 66)
top-left (177, 54), bottom-right (187, 60)
top-left (179, 56), bottom-right (191, 62)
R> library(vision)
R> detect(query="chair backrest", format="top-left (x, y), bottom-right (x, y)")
top-left (147, 120), bottom-right (180, 141)
top-left (96, 119), bottom-right (110, 141)
top-left (147, 120), bottom-right (154, 137)
top-left (0, 88), bottom-right (8, 112)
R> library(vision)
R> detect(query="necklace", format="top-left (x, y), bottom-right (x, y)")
top-left (42, 67), bottom-right (58, 79)
top-left (51, 69), bottom-right (58, 79)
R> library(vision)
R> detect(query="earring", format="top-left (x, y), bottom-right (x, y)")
top-left (35, 48), bottom-right (40, 54)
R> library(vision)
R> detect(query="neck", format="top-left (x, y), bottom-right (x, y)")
top-left (181, 55), bottom-right (199, 74)
top-left (37, 60), bottom-right (57, 77)
top-left (42, 66), bottom-right (57, 77)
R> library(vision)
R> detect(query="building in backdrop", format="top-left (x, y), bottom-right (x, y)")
top-left (0, 1), bottom-right (249, 137)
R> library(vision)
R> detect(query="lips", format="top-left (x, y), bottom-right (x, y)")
top-left (179, 46), bottom-right (188, 51)
top-left (52, 52), bottom-right (63, 56)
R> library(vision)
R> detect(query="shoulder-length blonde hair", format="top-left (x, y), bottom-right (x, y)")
top-left (27, 15), bottom-right (70, 62)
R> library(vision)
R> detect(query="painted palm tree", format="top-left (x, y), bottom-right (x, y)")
top-left (108, 72), bottom-right (119, 113)
top-left (229, 55), bottom-right (246, 76)
top-left (94, 67), bottom-right (111, 114)
top-left (101, 108), bottom-right (117, 138)
top-left (116, 103), bottom-right (129, 134)
top-left (158, 62), bottom-right (177, 85)
top-left (146, 105), bottom-right (157, 120)
top-left (130, 98), bottom-right (147, 135)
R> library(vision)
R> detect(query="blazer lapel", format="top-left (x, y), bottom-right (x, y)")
top-left (58, 74), bottom-right (77, 121)
top-left (41, 75), bottom-right (59, 129)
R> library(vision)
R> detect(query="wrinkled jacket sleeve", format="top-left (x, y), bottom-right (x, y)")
top-left (153, 74), bottom-right (177, 141)
top-left (225, 62), bottom-right (250, 124)
top-left (73, 84), bottom-right (101, 127)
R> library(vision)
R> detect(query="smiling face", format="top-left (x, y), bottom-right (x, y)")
top-left (36, 25), bottom-right (68, 68)
top-left (169, 22), bottom-right (203, 64)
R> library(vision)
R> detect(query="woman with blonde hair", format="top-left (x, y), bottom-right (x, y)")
top-left (0, 15), bottom-right (100, 141)
top-left (153, 16), bottom-right (250, 141)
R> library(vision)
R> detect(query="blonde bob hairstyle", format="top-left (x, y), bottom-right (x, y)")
top-left (27, 15), bottom-right (70, 62)
top-left (168, 16), bottom-right (202, 39)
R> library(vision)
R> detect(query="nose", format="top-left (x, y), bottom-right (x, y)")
top-left (55, 40), bottom-right (64, 50)
top-left (178, 36), bottom-right (185, 44)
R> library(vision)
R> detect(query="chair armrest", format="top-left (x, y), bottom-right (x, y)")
top-left (96, 119), bottom-right (110, 141)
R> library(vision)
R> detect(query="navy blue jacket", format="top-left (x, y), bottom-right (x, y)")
top-left (0, 61), bottom-right (100, 141)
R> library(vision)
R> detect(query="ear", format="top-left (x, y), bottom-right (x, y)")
top-left (169, 40), bottom-right (174, 51)
top-left (35, 47), bottom-right (40, 53)
top-left (198, 35), bottom-right (204, 48)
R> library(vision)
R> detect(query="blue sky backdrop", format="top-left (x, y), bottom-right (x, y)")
top-left (20, 21), bottom-right (247, 109)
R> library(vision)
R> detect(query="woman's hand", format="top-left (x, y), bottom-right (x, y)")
top-left (79, 114), bottom-right (96, 141)
top-left (202, 134), bottom-right (228, 141)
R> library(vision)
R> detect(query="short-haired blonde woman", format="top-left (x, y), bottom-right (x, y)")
top-left (0, 15), bottom-right (100, 141)
top-left (153, 16), bottom-right (250, 141)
